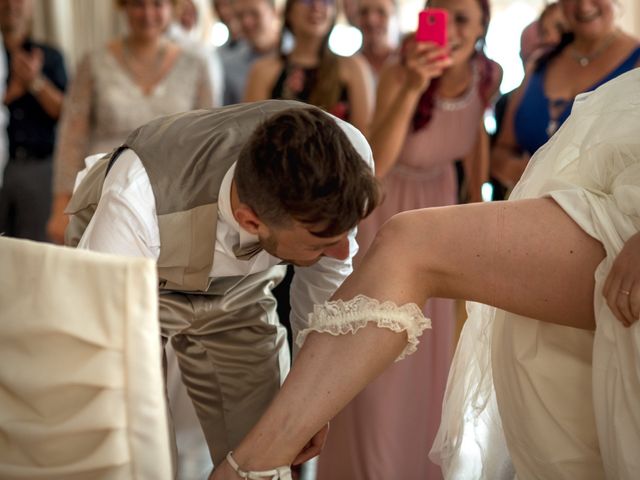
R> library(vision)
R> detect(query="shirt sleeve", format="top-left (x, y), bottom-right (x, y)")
top-left (77, 152), bottom-right (160, 260)
top-left (289, 229), bottom-right (359, 355)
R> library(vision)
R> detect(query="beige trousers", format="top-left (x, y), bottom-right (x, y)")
top-left (159, 266), bottom-right (289, 466)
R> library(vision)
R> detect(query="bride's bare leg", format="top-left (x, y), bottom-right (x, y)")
top-left (211, 197), bottom-right (606, 478)
top-left (339, 197), bottom-right (605, 329)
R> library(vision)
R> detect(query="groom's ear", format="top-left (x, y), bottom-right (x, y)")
top-left (234, 204), bottom-right (264, 235)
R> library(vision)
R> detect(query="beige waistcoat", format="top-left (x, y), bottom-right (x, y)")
top-left (65, 99), bottom-right (309, 292)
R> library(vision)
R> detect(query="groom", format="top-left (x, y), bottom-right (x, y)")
top-left (64, 100), bottom-right (380, 466)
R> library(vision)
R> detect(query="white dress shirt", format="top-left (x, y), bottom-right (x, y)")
top-left (77, 118), bottom-right (373, 339)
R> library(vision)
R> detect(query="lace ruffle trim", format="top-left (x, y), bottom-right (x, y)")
top-left (296, 295), bottom-right (431, 361)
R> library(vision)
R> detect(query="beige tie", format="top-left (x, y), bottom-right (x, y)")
top-left (233, 242), bottom-right (263, 260)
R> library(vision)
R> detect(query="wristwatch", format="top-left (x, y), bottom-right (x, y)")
top-left (29, 75), bottom-right (46, 95)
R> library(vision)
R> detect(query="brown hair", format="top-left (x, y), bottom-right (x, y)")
top-left (235, 106), bottom-right (380, 236)
top-left (280, 0), bottom-right (342, 112)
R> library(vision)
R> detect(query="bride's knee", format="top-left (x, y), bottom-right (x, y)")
top-left (371, 212), bottom-right (413, 253)
top-left (369, 210), bottom-right (442, 266)
top-left (375, 208), bottom-right (452, 268)
top-left (377, 209), bottom-right (440, 244)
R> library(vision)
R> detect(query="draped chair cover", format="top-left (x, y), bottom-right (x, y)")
top-left (0, 237), bottom-right (171, 480)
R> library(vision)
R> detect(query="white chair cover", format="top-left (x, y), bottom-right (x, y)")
top-left (0, 237), bottom-right (172, 479)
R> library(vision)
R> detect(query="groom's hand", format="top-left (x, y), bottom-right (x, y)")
top-left (209, 459), bottom-right (241, 480)
top-left (292, 423), bottom-right (329, 465)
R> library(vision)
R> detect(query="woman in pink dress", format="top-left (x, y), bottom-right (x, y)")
top-left (317, 0), bottom-right (501, 478)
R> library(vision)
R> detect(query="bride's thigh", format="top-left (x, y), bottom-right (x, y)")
top-left (350, 198), bottom-right (605, 330)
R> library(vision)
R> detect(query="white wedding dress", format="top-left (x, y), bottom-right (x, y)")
top-left (430, 69), bottom-right (640, 479)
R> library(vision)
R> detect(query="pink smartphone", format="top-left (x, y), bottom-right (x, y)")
top-left (416, 8), bottom-right (448, 46)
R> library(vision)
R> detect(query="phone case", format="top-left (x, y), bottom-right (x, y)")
top-left (416, 9), bottom-right (448, 46)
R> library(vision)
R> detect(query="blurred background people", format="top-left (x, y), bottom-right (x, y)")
top-left (491, 0), bottom-right (639, 194)
top-left (0, 0), bottom-right (66, 242)
top-left (213, 0), bottom-right (245, 60)
top-left (516, 1), bottom-right (569, 72)
top-left (221, 0), bottom-right (280, 105)
top-left (167, 0), bottom-right (224, 106)
top-left (316, 0), bottom-right (501, 478)
top-left (356, 0), bottom-right (399, 82)
top-left (519, 18), bottom-right (542, 67)
top-left (490, 1), bottom-right (568, 201)
top-left (169, 0), bottom-right (200, 42)
top-left (244, 0), bottom-right (372, 132)
top-left (47, 0), bottom-right (213, 245)
top-left (538, 0), bottom-right (569, 51)
top-left (212, 0), bottom-right (243, 106)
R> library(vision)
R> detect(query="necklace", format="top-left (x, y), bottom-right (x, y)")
top-left (569, 32), bottom-right (618, 67)
top-left (546, 97), bottom-right (572, 137)
top-left (435, 63), bottom-right (478, 112)
top-left (122, 37), bottom-right (168, 89)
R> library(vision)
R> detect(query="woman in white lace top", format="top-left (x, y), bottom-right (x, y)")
top-left (47, 0), bottom-right (214, 244)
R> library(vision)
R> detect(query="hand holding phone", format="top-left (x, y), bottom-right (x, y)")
top-left (416, 8), bottom-right (448, 47)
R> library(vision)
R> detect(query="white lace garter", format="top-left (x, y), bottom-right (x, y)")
top-left (296, 295), bottom-right (431, 361)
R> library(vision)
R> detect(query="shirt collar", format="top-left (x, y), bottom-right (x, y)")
top-left (217, 162), bottom-right (259, 247)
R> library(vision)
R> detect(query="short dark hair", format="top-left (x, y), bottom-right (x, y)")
top-left (235, 107), bottom-right (380, 237)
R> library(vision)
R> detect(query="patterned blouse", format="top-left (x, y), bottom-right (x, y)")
top-left (53, 46), bottom-right (213, 194)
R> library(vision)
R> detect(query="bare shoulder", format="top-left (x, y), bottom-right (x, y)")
top-left (338, 53), bottom-right (367, 71)
top-left (244, 54), bottom-right (284, 101)
top-left (337, 54), bottom-right (369, 81)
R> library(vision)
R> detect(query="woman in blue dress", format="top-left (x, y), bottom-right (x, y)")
top-left (491, 0), bottom-right (639, 192)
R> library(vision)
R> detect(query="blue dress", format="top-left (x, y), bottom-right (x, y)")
top-left (514, 46), bottom-right (640, 156)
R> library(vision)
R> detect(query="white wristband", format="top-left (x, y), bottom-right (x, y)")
top-left (225, 451), bottom-right (292, 480)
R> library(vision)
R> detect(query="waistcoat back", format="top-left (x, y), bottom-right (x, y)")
top-left (66, 100), bottom-right (309, 291)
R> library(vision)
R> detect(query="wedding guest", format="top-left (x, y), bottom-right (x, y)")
top-left (221, 0), bottom-right (280, 105)
top-left (317, 1), bottom-right (500, 478)
top-left (213, 0), bottom-right (244, 48)
top-left (491, 0), bottom-right (639, 191)
top-left (0, 0), bottom-right (66, 241)
top-left (244, 0), bottom-right (372, 133)
top-left (356, 0), bottom-right (399, 82)
top-left (490, 2), bottom-right (567, 200)
top-left (167, 0), bottom-right (224, 106)
top-left (47, 0), bottom-right (213, 244)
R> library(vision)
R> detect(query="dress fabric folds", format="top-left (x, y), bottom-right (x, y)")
top-left (0, 237), bottom-right (171, 480)
top-left (431, 69), bottom-right (640, 480)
